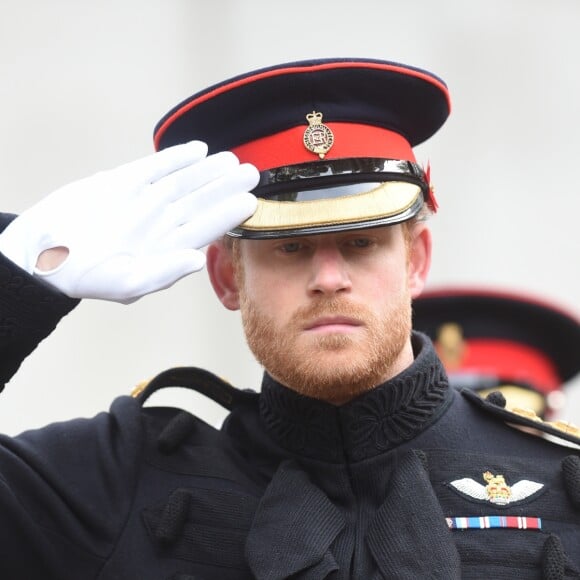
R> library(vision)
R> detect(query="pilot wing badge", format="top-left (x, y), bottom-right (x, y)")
top-left (449, 471), bottom-right (544, 505)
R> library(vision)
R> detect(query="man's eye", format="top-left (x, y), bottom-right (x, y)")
top-left (280, 242), bottom-right (302, 253)
top-left (349, 238), bottom-right (371, 248)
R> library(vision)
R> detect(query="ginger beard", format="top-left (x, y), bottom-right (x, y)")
top-left (234, 257), bottom-right (413, 404)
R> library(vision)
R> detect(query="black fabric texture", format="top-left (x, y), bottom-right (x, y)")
top-left (0, 246), bottom-right (79, 391)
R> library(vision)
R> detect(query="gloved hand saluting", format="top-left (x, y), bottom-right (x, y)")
top-left (0, 141), bottom-right (258, 303)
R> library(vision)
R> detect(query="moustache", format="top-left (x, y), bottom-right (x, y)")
top-left (291, 298), bottom-right (371, 327)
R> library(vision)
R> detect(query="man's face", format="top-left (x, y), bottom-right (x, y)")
top-left (231, 224), bottom-right (423, 404)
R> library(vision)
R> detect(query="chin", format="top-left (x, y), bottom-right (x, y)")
top-left (297, 373), bottom-right (379, 404)
top-left (280, 354), bottom-right (383, 400)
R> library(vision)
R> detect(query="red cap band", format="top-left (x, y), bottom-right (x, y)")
top-left (231, 123), bottom-right (415, 171)
top-left (445, 339), bottom-right (560, 393)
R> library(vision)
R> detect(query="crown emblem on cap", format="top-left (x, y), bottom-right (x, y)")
top-left (303, 111), bottom-right (334, 159)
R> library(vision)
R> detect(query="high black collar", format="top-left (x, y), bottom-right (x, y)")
top-left (258, 332), bottom-right (452, 463)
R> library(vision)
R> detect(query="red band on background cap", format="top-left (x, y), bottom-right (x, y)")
top-left (447, 339), bottom-right (560, 394)
top-left (231, 123), bottom-right (415, 171)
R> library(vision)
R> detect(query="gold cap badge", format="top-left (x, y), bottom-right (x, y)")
top-left (303, 111), bottom-right (334, 159)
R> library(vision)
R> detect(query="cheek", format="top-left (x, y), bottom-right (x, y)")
top-left (363, 259), bottom-right (409, 298)
top-left (241, 269), bottom-right (296, 322)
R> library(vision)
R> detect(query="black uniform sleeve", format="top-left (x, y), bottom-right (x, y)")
top-left (0, 214), bottom-right (150, 577)
top-left (0, 213), bottom-right (79, 391)
top-left (0, 395), bottom-right (145, 578)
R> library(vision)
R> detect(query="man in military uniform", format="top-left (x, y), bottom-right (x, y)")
top-left (412, 287), bottom-right (580, 419)
top-left (0, 58), bottom-right (579, 579)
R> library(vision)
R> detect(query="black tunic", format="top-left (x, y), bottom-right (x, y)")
top-left (0, 243), bottom-right (579, 579)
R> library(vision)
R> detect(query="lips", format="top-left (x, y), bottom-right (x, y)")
top-left (304, 316), bottom-right (363, 331)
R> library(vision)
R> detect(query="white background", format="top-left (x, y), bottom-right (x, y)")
top-left (0, 0), bottom-right (578, 435)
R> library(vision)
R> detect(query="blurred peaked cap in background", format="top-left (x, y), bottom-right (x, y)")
top-left (153, 58), bottom-right (451, 238)
top-left (412, 287), bottom-right (580, 414)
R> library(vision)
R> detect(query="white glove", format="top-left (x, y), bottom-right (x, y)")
top-left (0, 141), bottom-right (258, 303)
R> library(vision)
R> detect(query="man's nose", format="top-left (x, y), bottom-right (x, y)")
top-left (307, 247), bottom-right (352, 295)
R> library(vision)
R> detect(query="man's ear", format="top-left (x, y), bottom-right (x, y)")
top-left (408, 224), bottom-right (432, 299)
top-left (206, 241), bottom-right (240, 311)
